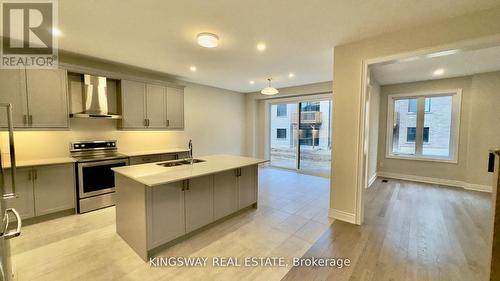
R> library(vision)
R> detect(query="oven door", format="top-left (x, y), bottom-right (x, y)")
top-left (78, 159), bottom-right (128, 198)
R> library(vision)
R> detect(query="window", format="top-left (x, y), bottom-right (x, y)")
top-left (276, 104), bottom-right (287, 117)
top-left (387, 90), bottom-right (461, 162)
top-left (276, 128), bottom-right (287, 139)
top-left (406, 127), bottom-right (429, 143)
top-left (408, 98), bottom-right (431, 113)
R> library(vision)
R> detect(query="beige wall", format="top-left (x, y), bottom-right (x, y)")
top-left (377, 72), bottom-right (500, 188)
top-left (331, 7), bottom-right (500, 222)
top-left (245, 81), bottom-right (332, 158)
top-left (2, 59), bottom-right (246, 160)
top-left (367, 76), bottom-right (380, 184)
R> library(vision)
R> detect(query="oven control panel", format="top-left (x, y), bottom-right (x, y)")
top-left (71, 140), bottom-right (117, 152)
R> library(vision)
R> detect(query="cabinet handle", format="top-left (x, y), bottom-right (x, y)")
top-left (28, 170), bottom-right (32, 181)
top-left (28, 115), bottom-right (33, 126)
top-left (166, 120), bottom-right (170, 127)
top-left (144, 119), bottom-right (148, 127)
top-left (33, 169), bottom-right (37, 180)
top-left (23, 115), bottom-right (28, 125)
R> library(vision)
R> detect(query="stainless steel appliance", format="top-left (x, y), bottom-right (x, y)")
top-left (0, 103), bottom-right (22, 281)
top-left (69, 74), bottom-right (122, 119)
top-left (71, 140), bottom-right (128, 213)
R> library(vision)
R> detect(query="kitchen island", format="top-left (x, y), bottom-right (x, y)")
top-left (112, 154), bottom-right (267, 261)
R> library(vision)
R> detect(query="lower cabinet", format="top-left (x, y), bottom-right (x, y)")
top-left (238, 166), bottom-right (258, 209)
top-left (149, 181), bottom-right (186, 248)
top-left (213, 170), bottom-right (239, 220)
top-left (185, 176), bottom-right (214, 232)
top-left (147, 165), bottom-right (258, 250)
top-left (5, 164), bottom-right (75, 219)
top-left (5, 168), bottom-right (35, 219)
top-left (34, 164), bottom-right (75, 216)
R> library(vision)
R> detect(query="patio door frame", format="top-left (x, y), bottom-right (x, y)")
top-left (265, 93), bottom-right (332, 175)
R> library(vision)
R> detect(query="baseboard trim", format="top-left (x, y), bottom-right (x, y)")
top-left (377, 172), bottom-right (492, 193)
top-left (368, 173), bottom-right (377, 188)
top-left (328, 209), bottom-right (356, 224)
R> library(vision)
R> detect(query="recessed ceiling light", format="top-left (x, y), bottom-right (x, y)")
top-left (288, 73), bottom-right (295, 78)
top-left (256, 43), bottom-right (266, 52)
top-left (249, 80), bottom-right (255, 85)
top-left (197, 33), bottom-right (219, 48)
top-left (52, 27), bottom-right (62, 37)
top-left (189, 66), bottom-right (197, 72)
top-left (433, 68), bottom-right (444, 76)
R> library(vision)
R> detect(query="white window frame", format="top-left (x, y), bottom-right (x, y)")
top-left (385, 89), bottom-right (462, 163)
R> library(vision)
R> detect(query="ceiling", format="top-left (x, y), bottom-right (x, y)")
top-left (371, 45), bottom-right (500, 85)
top-left (58, 0), bottom-right (500, 92)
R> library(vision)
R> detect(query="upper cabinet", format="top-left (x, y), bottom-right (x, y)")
top-left (0, 68), bottom-right (69, 129)
top-left (119, 79), bottom-right (184, 130)
top-left (166, 87), bottom-right (184, 129)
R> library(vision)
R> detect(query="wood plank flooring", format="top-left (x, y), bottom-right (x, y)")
top-left (10, 167), bottom-right (332, 281)
top-left (282, 178), bottom-right (491, 281)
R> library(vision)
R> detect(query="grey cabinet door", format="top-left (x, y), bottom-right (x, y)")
top-left (238, 166), bottom-right (257, 209)
top-left (148, 182), bottom-right (185, 248)
top-left (5, 168), bottom-right (34, 219)
top-left (121, 80), bottom-right (146, 128)
top-left (33, 164), bottom-right (75, 216)
top-left (166, 87), bottom-right (184, 129)
top-left (213, 170), bottom-right (238, 220)
top-left (0, 69), bottom-right (28, 128)
top-left (26, 69), bottom-right (69, 128)
top-left (146, 84), bottom-right (167, 128)
top-left (185, 176), bottom-right (214, 232)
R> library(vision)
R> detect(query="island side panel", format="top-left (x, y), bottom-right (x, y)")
top-left (238, 165), bottom-right (258, 209)
top-left (115, 174), bottom-right (148, 261)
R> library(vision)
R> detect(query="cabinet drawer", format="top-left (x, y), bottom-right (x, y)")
top-left (129, 155), bottom-right (162, 165)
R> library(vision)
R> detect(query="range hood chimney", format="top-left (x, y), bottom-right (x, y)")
top-left (70, 74), bottom-right (122, 119)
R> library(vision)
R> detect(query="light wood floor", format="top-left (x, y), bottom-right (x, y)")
top-left (11, 167), bottom-right (332, 281)
top-left (282, 178), bottom-right (491, 281)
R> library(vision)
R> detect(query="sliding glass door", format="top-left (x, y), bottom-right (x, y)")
top-left (269, 97), bottom-right (332, 177)
top-left (269, 103), bottom-right (298, 169)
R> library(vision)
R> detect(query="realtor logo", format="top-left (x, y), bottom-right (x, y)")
top-left (1, 0), bottom-right (58, 68)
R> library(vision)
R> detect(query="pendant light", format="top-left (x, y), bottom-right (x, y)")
top-left (261, 78), bottom-right (279, 95)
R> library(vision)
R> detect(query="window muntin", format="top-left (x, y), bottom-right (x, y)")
top-left (408, 98), bottom-right (431, 113)
top-left (387, 90), bottom-right (461, 162)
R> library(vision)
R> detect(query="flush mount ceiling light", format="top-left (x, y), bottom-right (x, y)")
top-left (249, 80), bottom-right (255, 85)
top-left (189, 65), bottom-right (197, 72)
top-left (261, 78), bottom-right (279, 95)
top-left (197, 33), bottom-right (219, 48)
top-left (433, 68), bottom-right (445, 76)
top-left (288, 73), bottom-right (295, 78)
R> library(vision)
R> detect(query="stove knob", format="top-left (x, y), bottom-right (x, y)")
top-left (81, 144), bottom-right (85, 147)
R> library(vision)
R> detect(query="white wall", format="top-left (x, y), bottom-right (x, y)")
top-left (367, 76), bottom-right (380, 185)
top-left (3, 81), bottom-right (246, 160)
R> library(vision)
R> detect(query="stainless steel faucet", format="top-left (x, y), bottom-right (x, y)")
top-left (188, 139), bottom-right (193, 164)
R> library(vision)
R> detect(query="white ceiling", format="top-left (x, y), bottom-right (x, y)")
top-left (371, 45), bottom-right (500, 85)
top-left (58, 0), bottom-right (500, 92)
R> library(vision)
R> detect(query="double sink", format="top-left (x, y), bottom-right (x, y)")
top-left (156, 158), bottom-right (206, 167)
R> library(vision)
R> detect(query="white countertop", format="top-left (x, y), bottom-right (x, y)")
top-left (112, 154), bottom-right (268, 187)
top-left (119, 148), bottom-right (190, 157)
top-left (3, 157), bottom-right (76, 169)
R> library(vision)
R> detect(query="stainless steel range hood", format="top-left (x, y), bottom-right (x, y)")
top-left (70, 74), bottom-right (122, 119)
